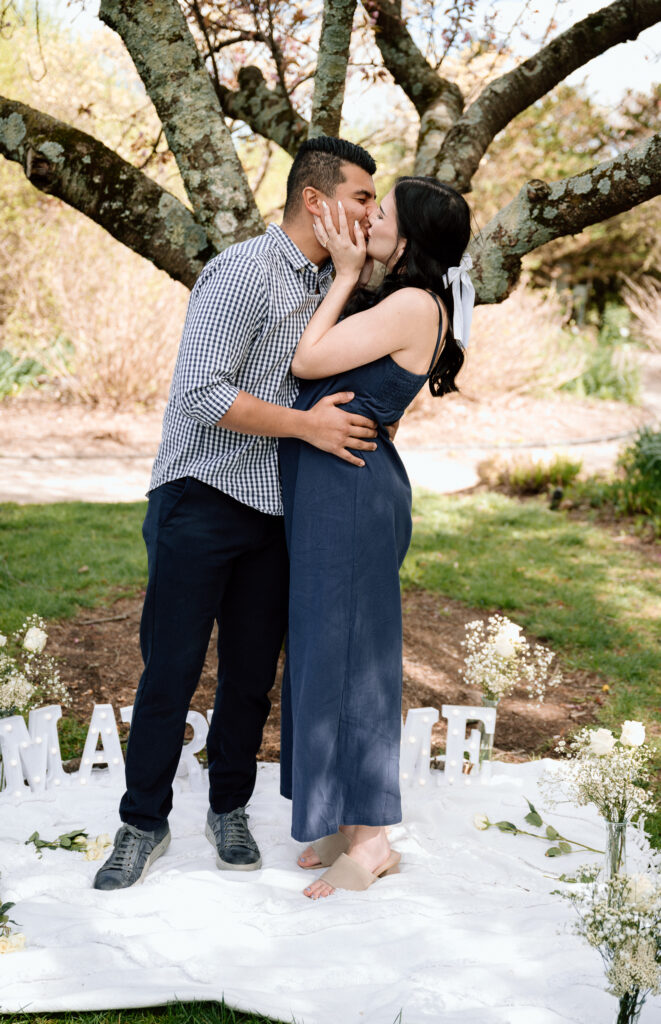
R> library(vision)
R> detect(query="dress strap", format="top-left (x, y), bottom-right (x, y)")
top-left (425, 291), bottom-right (445, 375)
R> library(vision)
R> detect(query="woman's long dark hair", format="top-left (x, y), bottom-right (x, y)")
top-left (343, 176), bottom-right (471, 396)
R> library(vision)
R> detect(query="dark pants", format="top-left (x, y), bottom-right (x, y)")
top-left (119, 477), bottom-right (289, 831)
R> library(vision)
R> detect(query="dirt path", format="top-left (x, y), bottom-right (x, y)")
top-left (2, 367), bottom-right (659, 502)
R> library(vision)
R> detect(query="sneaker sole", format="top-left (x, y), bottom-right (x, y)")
top-left (205, 822), bottom-right (262, 872)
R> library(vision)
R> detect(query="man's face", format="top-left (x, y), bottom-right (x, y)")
top-left (320, 163), bottom-right (377, 241)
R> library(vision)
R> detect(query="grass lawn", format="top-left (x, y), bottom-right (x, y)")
top-left (8, 1004), bottom-right (287, 1024)
top-left (0, 501), bottom-right (147, 631)
top-left (1, 493), bottom-right (659, 1024)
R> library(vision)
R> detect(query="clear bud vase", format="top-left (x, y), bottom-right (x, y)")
top-left (479, 695), bottom-right (498, 775)
top-left (604, 820), bottom-right (627, 878)
top-left (615, 988), bottom-right (646, 1024)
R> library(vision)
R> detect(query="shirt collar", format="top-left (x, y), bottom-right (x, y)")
top-left (266, 223), bottom-right (333, 280)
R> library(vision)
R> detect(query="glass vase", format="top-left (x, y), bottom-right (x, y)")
top-left (614, 988), bottom-right (646, 1024)
top-left (604, 820), bottom-right (627, 878)
top-left (479, 696), bottom-right (498, 773)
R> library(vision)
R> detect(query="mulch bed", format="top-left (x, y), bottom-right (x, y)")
top-left (47, 589), bottom-right (607, 766)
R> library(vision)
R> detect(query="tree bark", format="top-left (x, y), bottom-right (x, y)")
top-left (308, 0), bottom-right (357, 138)
top-left (99, 0), bottom-right (263, 248)
top-left (365, 0), bottom-right (463, 121)
top-left (0, 96), bottom-right (214, 289)
top-left (471, 132), bottom-right (661, 303)
top-left (218, 67), bottom-right (308, 157)
top-left (435, 0), bottom-right (661, 191)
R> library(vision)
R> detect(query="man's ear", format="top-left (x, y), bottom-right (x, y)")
top-left (302, 186), bottom-right (325, 218)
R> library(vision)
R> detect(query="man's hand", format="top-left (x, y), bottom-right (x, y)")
top-left (301, 392), bottom-right (377, 467)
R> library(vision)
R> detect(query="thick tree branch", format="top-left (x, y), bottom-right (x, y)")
top-left (471, 133), bottom-right (661, 304)
top-left (364, 0), bottom-right (463, 120)
top-left (309, 0), bottom-right (357, 138)
top-left (436, 0), bottom-right (661, 191)
top-left (99, 0), bottom-right (263, 248)
top-left (217, 67), bottom-right (308, 158)
top-left (0, 96), bottom-right (215, 289)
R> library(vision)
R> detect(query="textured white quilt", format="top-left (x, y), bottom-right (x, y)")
top-left (1, 761), bottom-right (658, 1023)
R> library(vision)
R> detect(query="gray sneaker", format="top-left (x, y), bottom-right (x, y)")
top-left (205, 806), bottom-right (262, 871)
top-left (93, 822), bottom-right (171, 890)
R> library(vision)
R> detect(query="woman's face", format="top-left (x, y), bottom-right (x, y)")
top-left (366, 189), bottom-right (405, 270)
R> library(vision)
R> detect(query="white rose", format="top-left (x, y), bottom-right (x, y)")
top-left (8, 933), bottom-right (25, 952)
top-left (473, 813), bottom-right (490, 830)
top-left (0, 937), bottom-right (11, 955)
top-left (629, 874), bottom-right (655, 909)
top-left (620, 720), bottom-right (646, 747)
top-left (23, 626), bottom-right (47, 654)
top-left (588, 728), bottom-right (616, 756)
top-left (493, 622), bottom-right (522, 658)
top-left (0, 634), bottom-right (6, 647)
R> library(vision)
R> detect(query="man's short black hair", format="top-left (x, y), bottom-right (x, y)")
top-left (283, 136), bottom-right (376, 218)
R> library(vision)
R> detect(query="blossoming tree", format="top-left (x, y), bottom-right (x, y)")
top-left (0, 0), bottom-right (659, 301)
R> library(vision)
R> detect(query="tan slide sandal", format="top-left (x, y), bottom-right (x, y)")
top-left (316, 850), bottom-right (401, 892)
top-left (299, 831), bottom-right (351, 869)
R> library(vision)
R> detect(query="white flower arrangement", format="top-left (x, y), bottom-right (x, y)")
top-left (541, 723), bottom-right (654, 825)
top-left (462, 614), bottom-right (560, 702)
top-left (0, 879), bottom-right (24, 955)
top-left (26, 829), bottom-right (112, 861)
top-left (0, 615), bottom-right (69, 718)
top-left (558, 872), bottom-right (661, 1021)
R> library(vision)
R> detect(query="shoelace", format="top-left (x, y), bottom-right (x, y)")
top-left (217, 809), bottom-right (254, 849)
top-left (108, 825), bottom-right (150, 870)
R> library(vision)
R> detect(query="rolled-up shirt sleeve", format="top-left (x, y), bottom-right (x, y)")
top-left (174, 255), bottom-right (267, 426)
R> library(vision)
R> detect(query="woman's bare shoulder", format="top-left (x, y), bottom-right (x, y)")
top-left (377, 286), bottom-right (445, 318)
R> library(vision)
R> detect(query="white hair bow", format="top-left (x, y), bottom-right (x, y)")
top-left (442, 252), bottom-right (474, 350)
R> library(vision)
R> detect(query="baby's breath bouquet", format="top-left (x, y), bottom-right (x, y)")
top-left (541, 723), bottom-right (654, 877)
top-left (462, 614), bottom-right (560, 703)
top-left (559, 871), bottom-right (661, 1023)
top-left (0, 617), bottom-right (69, 718)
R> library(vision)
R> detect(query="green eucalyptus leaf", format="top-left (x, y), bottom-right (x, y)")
top-left (60, 838), bottom-right (72, 848)
top-left (25, 831), bottom-right (39, 845)
top-left (558, 841), bottom-right (572, 854)
top-left (525, 810), bottom-right (544, 827)
top-left (495, 821), bottom-right (519, 833)
top-left (0, 903), bottom-right (14, 915)
top-left (546, 825), bottom-right (560, 840)
top-left (545, 846), bottom-right (562, 857)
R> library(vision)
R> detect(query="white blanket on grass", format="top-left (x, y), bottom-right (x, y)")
top-left (1, 761), bottom-right (659, 1024)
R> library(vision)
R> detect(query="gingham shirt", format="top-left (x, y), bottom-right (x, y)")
top-left (150, 224), bottom-right (333, 515)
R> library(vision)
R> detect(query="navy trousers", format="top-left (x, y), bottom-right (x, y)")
top-left (119, 477), bottom-right (289, 831)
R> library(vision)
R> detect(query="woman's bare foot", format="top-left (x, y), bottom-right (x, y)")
top-left (297, 825), bottom-right (356, 868)
top-left (303, 825), bottom-right (391, 899)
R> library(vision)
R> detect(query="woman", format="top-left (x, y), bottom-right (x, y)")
top-left (279, 176), bottom-right (474, 900)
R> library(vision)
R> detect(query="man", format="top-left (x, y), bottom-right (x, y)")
top-left (94, 136), bottom-right (379, 890)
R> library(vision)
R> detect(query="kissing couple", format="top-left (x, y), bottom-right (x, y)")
top-left (93, 135), bottom-right (474, 900)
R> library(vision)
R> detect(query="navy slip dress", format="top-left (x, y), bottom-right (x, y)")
top-left (279, 294), bottom-right (444, 843)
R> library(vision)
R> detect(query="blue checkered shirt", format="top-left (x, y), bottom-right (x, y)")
top-left (150, 224), bottom-right (333, 515)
